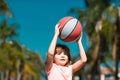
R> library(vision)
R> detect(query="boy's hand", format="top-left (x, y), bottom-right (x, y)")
top-left (54, 24), bottom-right (61, 36)
top-left (76, 32), bottom-right (83, 43)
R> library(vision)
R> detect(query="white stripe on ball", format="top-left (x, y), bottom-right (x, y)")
top-left (60, 18), bottom-right (78, 39)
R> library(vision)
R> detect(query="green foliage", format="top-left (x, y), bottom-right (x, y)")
top-left (0, 1), bottom-right (43, 80)
top-left (70, 0), bottom-right (118, 79)
top-left (0, 20), bottom-right (18, 41)
top-left (0, 0), bottom-right (12, 17)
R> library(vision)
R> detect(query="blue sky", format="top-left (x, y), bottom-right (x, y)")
top-left (4, 0), bottom-right (120, 62)
top-left (5, 0), bottom-right (88, 61)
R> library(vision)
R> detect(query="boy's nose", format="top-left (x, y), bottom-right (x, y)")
top-left (61, 52), bottom-right (65, 57)
top-left (61, 52), bottom-right (64, 55)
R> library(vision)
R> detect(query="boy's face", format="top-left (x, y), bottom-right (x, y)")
top-left (54, 47), bottom-right (68, 66)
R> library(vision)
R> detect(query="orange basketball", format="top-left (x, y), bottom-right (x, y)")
top-left (58, 16), bottom-right (82, 42)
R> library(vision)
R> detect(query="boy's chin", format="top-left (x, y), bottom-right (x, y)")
top-left (59, 63), bottom-right (67, 66)
top-left (55, 61), bottom-right (67, 66)
top-left (56, 63), bottom-right (65, 66)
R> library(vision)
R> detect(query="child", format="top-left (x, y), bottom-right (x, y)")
top-left (45, 24), bottom-right (87, 80)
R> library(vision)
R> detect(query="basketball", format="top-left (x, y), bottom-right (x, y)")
top-left (58, 16), bottom-right (82, 42)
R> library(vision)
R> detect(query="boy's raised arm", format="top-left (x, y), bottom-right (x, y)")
top-left (45, 24), bottom-right (60, 72)
top-left (72, 33), bottom-right (87, 73)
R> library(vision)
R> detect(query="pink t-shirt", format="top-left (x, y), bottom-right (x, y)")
top-left (46, 63), bottom-right (73, 80)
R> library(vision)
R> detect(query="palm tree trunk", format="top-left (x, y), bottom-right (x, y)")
top-left (5, 69), bottom-right (9, 80)
top-left (88, 30), bottom-right (100, 72)
top-left (89, 20), bottom-right (102, 80)
top-left (115, 5), bottom-right (120, 80)
top-left (115, 7), bottom-right (120, 80)
top-left (115, 24), bottom-right (120, 80)
top-left (0, 71), bottom-right (4, 80)
top-left (91, 31), bottom-right (101, 80)
top-left (114, 23), bottom-right (119, 80)
top-left (16, 60), bottom-right (21, 80)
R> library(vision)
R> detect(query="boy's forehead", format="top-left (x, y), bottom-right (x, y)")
top-left (56, 47), bottom-right (64, 53)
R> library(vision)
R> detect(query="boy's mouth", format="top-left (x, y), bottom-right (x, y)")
top-left (60, 59), bottom-right (65, 61)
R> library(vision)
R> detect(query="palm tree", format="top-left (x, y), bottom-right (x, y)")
top-left (0, 19), bottom-right (19, 80)
top-left (0, 46), bottom-right (12, 80)
top-left (9, 40), bottom-right (25, 80)
top-left (21, 47), bottom-right (43, 80)
top-left (0, 41), bottom-right (23, 80)
top-left (0, 0), bottom-right (43, 80)
top-left (0, 1), bottom-right (44, 80)
top-left (0, 20), bottom-right (18, 43)
top-left (0, 0), bottom-right (12, 17)
top-left (69, 0), bottom-right (118, 79)
top-left (9, 40), bottom-right (44, 80)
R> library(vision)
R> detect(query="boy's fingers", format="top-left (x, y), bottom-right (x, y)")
top-left (58, 25), bottom-right (61, 29)
top-left (55, 23), bottom-right (62, 30)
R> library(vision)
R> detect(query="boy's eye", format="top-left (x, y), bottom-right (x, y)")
top-left (56, 53), bottom-right (61, 55)
top-left (56, 52), bottom-right (67, 55)
top-left (64, 53), bottom-right (67, 55)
